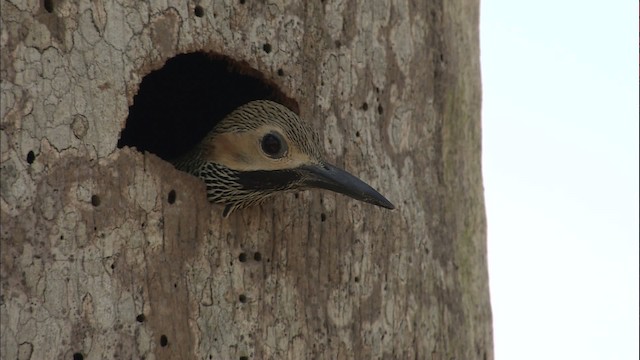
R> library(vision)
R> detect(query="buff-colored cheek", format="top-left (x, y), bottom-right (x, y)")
top-left (205, 130), bottom-right (316, 171)
top-left (231, 151), bottom-right (249, 164)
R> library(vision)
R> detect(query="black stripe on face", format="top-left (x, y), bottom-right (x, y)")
top-left (236, 170), bottom-right (302, 191)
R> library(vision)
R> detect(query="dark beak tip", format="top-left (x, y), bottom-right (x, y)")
top-left (367, 193), bottom-right (395, 210)
top-left (377, 198), bottom-right (395, 210)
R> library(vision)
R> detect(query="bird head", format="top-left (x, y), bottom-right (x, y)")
top-left (174, 100), bottom-right (394, 217)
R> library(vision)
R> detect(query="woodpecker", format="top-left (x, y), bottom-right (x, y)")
top-left (171, 100), bottom-right (394, 217)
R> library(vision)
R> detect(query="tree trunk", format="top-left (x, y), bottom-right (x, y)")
top-left (1, 1), bottom-right (492, 359)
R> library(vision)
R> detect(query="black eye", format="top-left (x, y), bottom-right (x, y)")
top-left (261, 132), bottom-right (287, 158)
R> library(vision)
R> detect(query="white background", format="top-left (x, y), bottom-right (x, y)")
top-left (481, 1), bottom-right (639, 359)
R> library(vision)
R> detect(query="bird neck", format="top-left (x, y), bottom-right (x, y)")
top-left (171, 145), bottom-right (208, 176)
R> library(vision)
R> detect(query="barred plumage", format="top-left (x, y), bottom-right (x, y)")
top-left (171, 100), bottom-right (394, 217)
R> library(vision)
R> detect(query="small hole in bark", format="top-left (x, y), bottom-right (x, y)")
top-left (136, 314), bottom-right (145, 322)
top-left (354, 276), bottom-right (360, 283)
top-left (72, 353), bottom-right (83, 360)
top-left (91, 195), bottom-right (100, 207)
top-left (110, 263), bottom-right (115, 270)
top-left (174, 283), bottom-right (178, 288)
top-left (26, 151), bottom-right (35, 164)
top-left (239, 0), bottom-right (246, 4)
top-left (262, 43), bottom-right (272, 53)
top-left (294, 193), bottom-right (299, 199)
top-left (320, 213), bottom-right (326, 222)
top-left (160, 335), bottom-right (168, 347)
top-left (194, 5), bottom-right (204, 17)
top-left (239, 253), bottom-right (247, 262)
top-left (253, 252), bottom-right (262, 261)
top-left (240, 356), bottom-right (249, 360)
top-left (168, 190), bottom-right (176, 204)
top-left (44, 0), bottom-right (54, 13)
top-left (361, 102), bottom-right (368, 111)
top-left (377, 104), bottom-right (383, 115)
top-left (355, 131), bottom-right (360, 137)
top-left (239, 294), bottom-right (247, 303)
top-left (277, 68), bottom-right (284, 76)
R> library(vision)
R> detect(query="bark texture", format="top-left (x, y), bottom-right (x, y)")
top-left (1, 1), bottom-right (492, 359)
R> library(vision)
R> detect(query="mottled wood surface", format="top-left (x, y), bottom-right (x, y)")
top-left (1, 1), bottom-right (492, 359)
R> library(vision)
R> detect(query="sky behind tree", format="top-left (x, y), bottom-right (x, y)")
top-left (480, 1), bottom-right (639, 359)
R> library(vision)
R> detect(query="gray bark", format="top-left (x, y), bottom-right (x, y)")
top-left (1, 0), bottom-right (492, 359)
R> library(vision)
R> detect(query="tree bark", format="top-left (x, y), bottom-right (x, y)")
top-left (1, 1), bottom-right (492, 359)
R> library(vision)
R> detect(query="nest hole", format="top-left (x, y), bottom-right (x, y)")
top-left (118, 52), bottom-right (297, 161)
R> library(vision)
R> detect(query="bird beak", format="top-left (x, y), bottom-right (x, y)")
top-left (300, 163), bottom-right (395, 210)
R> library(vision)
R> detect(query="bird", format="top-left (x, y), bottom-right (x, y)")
top-left (171, 100), bottom-right (395, 217)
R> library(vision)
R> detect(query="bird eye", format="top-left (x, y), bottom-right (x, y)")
top-left (261, 132), bottom-right (287, 158)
